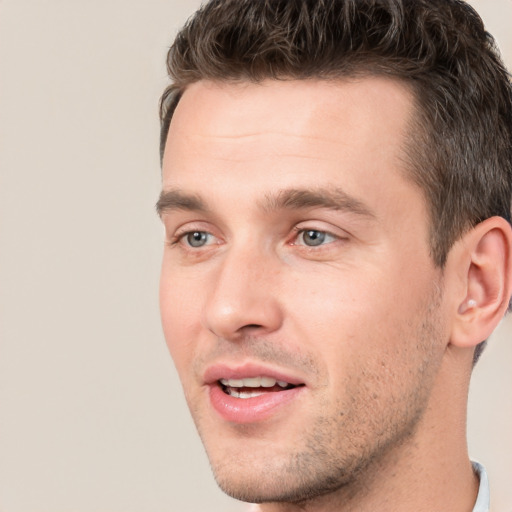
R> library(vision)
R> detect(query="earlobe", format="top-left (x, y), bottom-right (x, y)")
top-left (457, 299), bottom-right (477, 315)
top-left (450, 216), bottom-right (512, 350)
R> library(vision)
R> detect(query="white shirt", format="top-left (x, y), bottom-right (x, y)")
top-left (472, 461), bottom-right (490, 512)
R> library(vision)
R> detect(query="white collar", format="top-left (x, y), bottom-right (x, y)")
top-left (472, 461), bottom-right (490, 512)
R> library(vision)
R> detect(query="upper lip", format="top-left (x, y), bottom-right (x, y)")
top-left (203, 362), bottom-right (306, 387)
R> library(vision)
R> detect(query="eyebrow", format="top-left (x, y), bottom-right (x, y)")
top-left (261, 188), bottom-right (375, 218)
top-left (156, 187), bottom-right (375, 219)
top-left (156, 189), bottom-right (209, 216)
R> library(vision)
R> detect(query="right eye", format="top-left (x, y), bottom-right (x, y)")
top-left (182, 231), bottom-right (213, 248)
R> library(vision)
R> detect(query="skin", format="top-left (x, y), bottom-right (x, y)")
top-left (158, 78), bottom-right (486, 511)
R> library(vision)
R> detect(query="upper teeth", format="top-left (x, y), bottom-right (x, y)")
top-left (220, 377), bottom-right (289, 388)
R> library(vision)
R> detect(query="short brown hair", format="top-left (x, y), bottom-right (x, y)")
top-left (160, 0), bottom-right (512, 267)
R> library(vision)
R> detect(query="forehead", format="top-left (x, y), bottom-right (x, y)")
top-left (161, 77), bottom-right (420, 222)
top-left (168, 76), bottom-right (413, 132)
top-left (163, 77), bottom-right (414, 169)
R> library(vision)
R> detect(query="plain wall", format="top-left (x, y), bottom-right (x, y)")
top-left (0, 1), bottom-right (510, 511)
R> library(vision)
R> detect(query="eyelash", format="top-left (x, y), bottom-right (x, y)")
top-left (180, 231), bottom-right (215, 248)
top-left (170, 227), bottom-right (340, 252)
top-left (291, 227), bottom-right (339, 248)
top-left (170, 229), bottom-right (216, 248)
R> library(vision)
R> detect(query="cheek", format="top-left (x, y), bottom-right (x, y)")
top-left (287, 262), bottom-right (431, 367)
top-left (288, 267), bottom-right (391, 335)
top-left (159, 266), bottom-right (203, 374)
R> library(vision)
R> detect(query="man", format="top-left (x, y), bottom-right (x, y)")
top-left (156, 1), bottom-right (512, 511)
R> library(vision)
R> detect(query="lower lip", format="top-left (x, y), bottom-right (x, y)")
top-left (209, 384), bottom-right (304, 424)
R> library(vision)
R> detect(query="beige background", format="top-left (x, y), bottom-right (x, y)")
top-left (0, 1), bottom-right (510, 511)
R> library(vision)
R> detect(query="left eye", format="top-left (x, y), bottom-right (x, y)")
top-left (296, 229), bottom-right (337, 247)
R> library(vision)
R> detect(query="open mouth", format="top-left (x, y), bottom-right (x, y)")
top-left (219, 376), bottom-right (300, 399)
top-left (208, 369), bottom-right (307, 422)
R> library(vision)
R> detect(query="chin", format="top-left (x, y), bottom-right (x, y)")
top-left (205, 444), bottom-right (355, 505)
top-left (212, 470), bottom-right (323, 505)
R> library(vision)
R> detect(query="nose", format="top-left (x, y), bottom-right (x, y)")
top-left (202, 245), bottom-right (284, 341)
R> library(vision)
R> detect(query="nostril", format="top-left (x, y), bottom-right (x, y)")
top-left (237, 324), bottom-right (266, 336)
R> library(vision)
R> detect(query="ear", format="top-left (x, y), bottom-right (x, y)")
top-left (449, 216), bottom-right (512, 350)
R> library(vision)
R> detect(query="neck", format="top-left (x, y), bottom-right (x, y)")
top-left (256, 348), bottom-right (479, 512)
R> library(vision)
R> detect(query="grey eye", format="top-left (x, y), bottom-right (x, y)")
top-left (186, 231), bottom-right (209, 247)
top-left (302, 230), bottom-right (326, 246)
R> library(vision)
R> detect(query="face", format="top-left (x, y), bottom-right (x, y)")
top-left (159, 78), bottom-right (448, 505)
